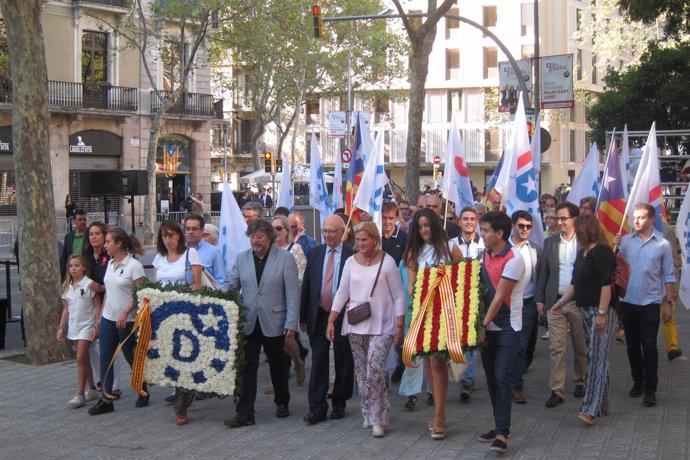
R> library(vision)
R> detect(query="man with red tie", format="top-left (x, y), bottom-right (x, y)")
top-left (300, 215), bottom-right (356, 424)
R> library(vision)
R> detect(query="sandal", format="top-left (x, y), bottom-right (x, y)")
top-left (578, 412), bottom-right (594, 425)
top-left (430, 418), bottom-right (446, 439)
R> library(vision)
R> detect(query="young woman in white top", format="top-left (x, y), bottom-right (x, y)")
top-left (403, 208), bottom-right (462, 440)
top-left (152, 219), bottom-right (202, 426)
top-left (88, 228), bottom-right (146, 416)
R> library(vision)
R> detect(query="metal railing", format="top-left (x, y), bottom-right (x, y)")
top-left (75, 0), bottom-right (128, 7)
top-left (48, 81), bottom-right (138, 111)
top-left (151, 91), bottom-right (215, 116)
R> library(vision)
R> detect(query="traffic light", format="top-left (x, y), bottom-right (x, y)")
top-left (263, 152), bottom-right (273, 173)
top-left (526, 121), bottom-right (535, 138)
top-left (312, 5), bottom-right (324, 38)
top-left (275, 159), bottom-right (283, 174)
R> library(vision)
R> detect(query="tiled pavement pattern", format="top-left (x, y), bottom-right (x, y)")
top-left (1, 305), bottom-right (689, 459)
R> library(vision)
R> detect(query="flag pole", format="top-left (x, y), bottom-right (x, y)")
top-left (443, 199), bottom-right (449, 231)
top-left (312, 206), bottom-right (317, 240)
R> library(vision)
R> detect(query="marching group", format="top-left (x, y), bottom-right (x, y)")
top-left (54, 190), bottom-right (681, 455)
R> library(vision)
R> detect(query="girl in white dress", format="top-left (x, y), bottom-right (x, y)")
top-left (57, 255), bottom-right (102, 408)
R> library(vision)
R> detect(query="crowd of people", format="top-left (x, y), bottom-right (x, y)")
top-left (53, 187), bottom-right (682, 455)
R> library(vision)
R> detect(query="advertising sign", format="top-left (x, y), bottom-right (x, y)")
top-left (498, 59), bottom-right (532, 113)
top-left (328, 111), bottom-right (370, 138)
top-left (541, 54), bottom-right (574, 109)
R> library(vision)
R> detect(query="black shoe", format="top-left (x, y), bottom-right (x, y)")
top-left (276, 404), bottom-right (290, 418)
top-left (573, 385), bottom-right (585, 398)
top-left (478, 430), bottom-right (497, 443)
top-left (330, 406), bottom-right (345, 419)
top-left (88, 399), bottom-right (114, 416)
top-left (668, 349), bottom-right (683, 361)
top-left (643, 389), bottom-right (657, 407)
top-left (426, 393), bottom-right (434, 406)
top-left (304, 412), bottom-right (327, 425)
top-left (135, 394), bottom-right (150, 408)
top-left (460, 381), bottom-right (472, 402)
top-left (224, 414), bottom-right (255, 428)
top-left (545, 392), bottom-right (564, 408)
top-left (490, 438), bottom-right (508, 454)
top-left (404, 395), bottom-right (417, 410)
top-left (391, 364), bottom-right (404, 383)
top-left (629, 383), bottom-right (644, 398)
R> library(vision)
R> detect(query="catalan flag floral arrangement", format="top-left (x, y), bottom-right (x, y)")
top-left (130, 283), bottom-right (244, 397)
top-left (403, 260), bottom-right (485, 366)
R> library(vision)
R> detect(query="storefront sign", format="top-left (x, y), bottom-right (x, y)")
top-left (0, 126), bottom-right (12, 153)
top-left (69, 130), bottom-right (122, 156)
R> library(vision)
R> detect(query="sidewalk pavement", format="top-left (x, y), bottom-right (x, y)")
top-left (1, 308), bottom-right (689, 459)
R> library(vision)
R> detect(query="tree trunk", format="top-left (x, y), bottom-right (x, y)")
top-left (405, 29), bottom-right (437, 204)
top-left (143, 110), bottom-right (165, 244)
top-left (0, 0), bottom-right (70, 364)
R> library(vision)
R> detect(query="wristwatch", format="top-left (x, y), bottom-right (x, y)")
top-left (597, 308), bottom-right (607, 316)
top-left (666, 300), bottom-right (675, 305)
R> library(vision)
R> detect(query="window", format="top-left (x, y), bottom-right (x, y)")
top-left (576, 8), bottom-right (582, 32)
top-left (163, 40), bottom-right (184, 91)
top-left (446, 49), bottom-right (460, 80)
top-left (410, 10), bottom-right (423, 30)
top-left (576, 49), bottom-right (583, 80)
top-left (82, 31), bottom-right (107, 84)
top-left (234, 119), bottom-right (255, 154)
top-left (569, 130), bottom-right (576, 163)
top-left (591, 54), bottom-right (597, 84)
top-left (483, 6), bottom-right (497, 33)
top-left (485, 129), bottom-right (500, 162)
top-left (521, 3), bottom-right (533, 37)
top-left (521, 45), bottom-right (535, 60)
top-left (447, 89), bottom-right (462, 121)
top-left (0, 21), bottom-right (9, 77)
top-left (483, 47), bottom-right (498, 79)
top-left (446, 8), bottom-right (459, 39)
top-left (305, 97), bottom-right (320, 125)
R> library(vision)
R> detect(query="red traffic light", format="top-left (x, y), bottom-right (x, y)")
top-left (312, 5), bottom-right (320, 15)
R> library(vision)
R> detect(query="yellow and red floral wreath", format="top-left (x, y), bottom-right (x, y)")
top-left (403, 260), bottom-right (484, 366)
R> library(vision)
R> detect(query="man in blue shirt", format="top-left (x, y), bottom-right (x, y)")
top-left (616, 203), bottom-right (677, 407)
top-left (184, 214), bottom-right (227, 289)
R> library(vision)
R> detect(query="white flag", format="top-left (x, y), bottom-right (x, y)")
top-left (620, 124), bottom-right (631, 197)
top-left (353, 130), bottom-right (387, 234)
top-left (675, 191), bottom-right (690, 309)
top-left (218, 180), bottom-right (250, 275)
top-left (309, 133), bottom-right (333, 232)
top-left (624, 122), bottom-right (665, 231)
top-left (442, 112), bottom-right (474, 211)
top-left (567, 142), bottom-right (601, 207)
top-left (276, 158), bottom-right (293, 210)
top-left (531, 112), bottom-right (541, 174)
top-left (501, 93), bottom-right (544, 248)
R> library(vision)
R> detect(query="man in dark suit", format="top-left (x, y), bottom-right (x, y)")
top-left (300, 215), bottom-right (355, 425)
top-left (60, 209), bottom-right (88, 279)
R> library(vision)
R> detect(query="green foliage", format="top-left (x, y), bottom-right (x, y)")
top-left (587, 41), bottom-right (690, 146)
top-left (618, 0), bottom-right (690, 37)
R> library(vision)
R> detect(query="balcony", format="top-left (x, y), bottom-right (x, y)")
top-left (74, 0), bottom-right (129, 7)
top-left (0, 77), bottom-right (138, 112)
top-left (151, 91), bottom-right (215, 117)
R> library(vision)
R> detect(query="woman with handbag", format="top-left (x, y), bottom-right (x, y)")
top-left (326, 221), bottom-right (406, 437)
top-left (551, 214), bottom-right (617, 425)
top-left (402, 208), bottom-right (462, 439)
top-left (152, 219), bottom-right (202, 426)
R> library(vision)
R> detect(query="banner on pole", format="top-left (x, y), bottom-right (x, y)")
top-left (541, 54), bottom-right (574, 109)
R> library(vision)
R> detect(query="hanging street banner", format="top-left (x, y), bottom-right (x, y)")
top-left (498, 59), bottom-right (532, 113)
top-left (328, 111), bottom-right (371, 138)
top-left (541, 54), bottom-right (574, 109)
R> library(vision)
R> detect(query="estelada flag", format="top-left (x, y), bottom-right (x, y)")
top-left (597, 134), bottom-right (629, 244)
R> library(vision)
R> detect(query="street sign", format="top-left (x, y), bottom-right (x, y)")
top-left (433, 155), bottom-right (441, 165)
top-left (341, 148), bottom-right (352, 163)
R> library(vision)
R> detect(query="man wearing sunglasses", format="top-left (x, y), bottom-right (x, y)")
top-left (535, 202), bottom-right (588, 408)
top-left (508, 211), bottom-right (540, 404)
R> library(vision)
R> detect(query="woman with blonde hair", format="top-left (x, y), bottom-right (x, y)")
top-left (326, 221), bottom-right (406, 437)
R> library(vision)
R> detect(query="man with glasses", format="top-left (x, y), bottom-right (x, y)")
top-left (289, 211), bottom-right (317, 257)
top-left (397, 199), bottom-right (411, 233)
top-left (535, 202), bottom-right (588, 408)
top-left (615, 204), bottom-right (677, 406)
top-left (242, 201), bottom-right (263, 224)
top-left (184, 214), bottom-right (226, 288)
top-left (451, 207), bottom-right (485, 402)
top-left (508, 211), bottom-right (539, 404)
top-left (300, 215), bottom-right (355, 424)
top-left (578, 196), bottom-right (597, 216)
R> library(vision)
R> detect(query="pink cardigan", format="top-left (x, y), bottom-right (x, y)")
top-left (332, 253), bottom-right (406, 336)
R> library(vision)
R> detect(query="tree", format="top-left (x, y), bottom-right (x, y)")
top-left (90, 0), bottom-right (223, 244)
top-left (391, 0), bottom-right (456, 203)
top-left (618, 0), bottom-right (690, 37)
top-left (211, 0), bottom-right (406, 170)
top-left (587, 41), bottom-right (690, 148)
top-left (0, 0), bottom-right (70, 364)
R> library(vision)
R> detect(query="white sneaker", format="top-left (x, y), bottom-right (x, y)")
top-left (541, 331), bottom-right (550, 340)
top-left (362, 420), bottom-right (369, 429)
top-left (68, 393), bottom-right (85, 408)
top-left (84, 388), bottom-right (99, 401)
top-left (372, 425), bottom-right (385, 437)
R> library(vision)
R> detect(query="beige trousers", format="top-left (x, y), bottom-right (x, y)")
top-left (547, 300), bottom-right (588, 398)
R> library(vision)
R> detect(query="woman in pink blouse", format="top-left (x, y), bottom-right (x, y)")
top-left (326, 221), bottom-right (406, 437)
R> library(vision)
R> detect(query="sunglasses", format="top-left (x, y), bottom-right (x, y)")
top-left (273, 226), bottom-right (284, 232)
top-left (517, 223), bottom-right (532, 230)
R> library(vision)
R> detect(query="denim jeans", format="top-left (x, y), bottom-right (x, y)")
top-left (461, 350), bottom-right (477, 385)
top-left (621, 302), bottom-right (660, 389)
top-left (481, 330), bottom-right (519, 437)
top-left (511, 297), bottom-right (538, 390)
top-left (99, 317), bottom-right (136, 397)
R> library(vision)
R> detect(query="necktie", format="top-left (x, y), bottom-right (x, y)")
top-left (321, 248), bottom-right (335, 311)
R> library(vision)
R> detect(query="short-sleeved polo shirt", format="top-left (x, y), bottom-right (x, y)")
top-left (102, 255), bottom-right (146, 322)
top-left (482, 243), bottom-right (525, 332)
